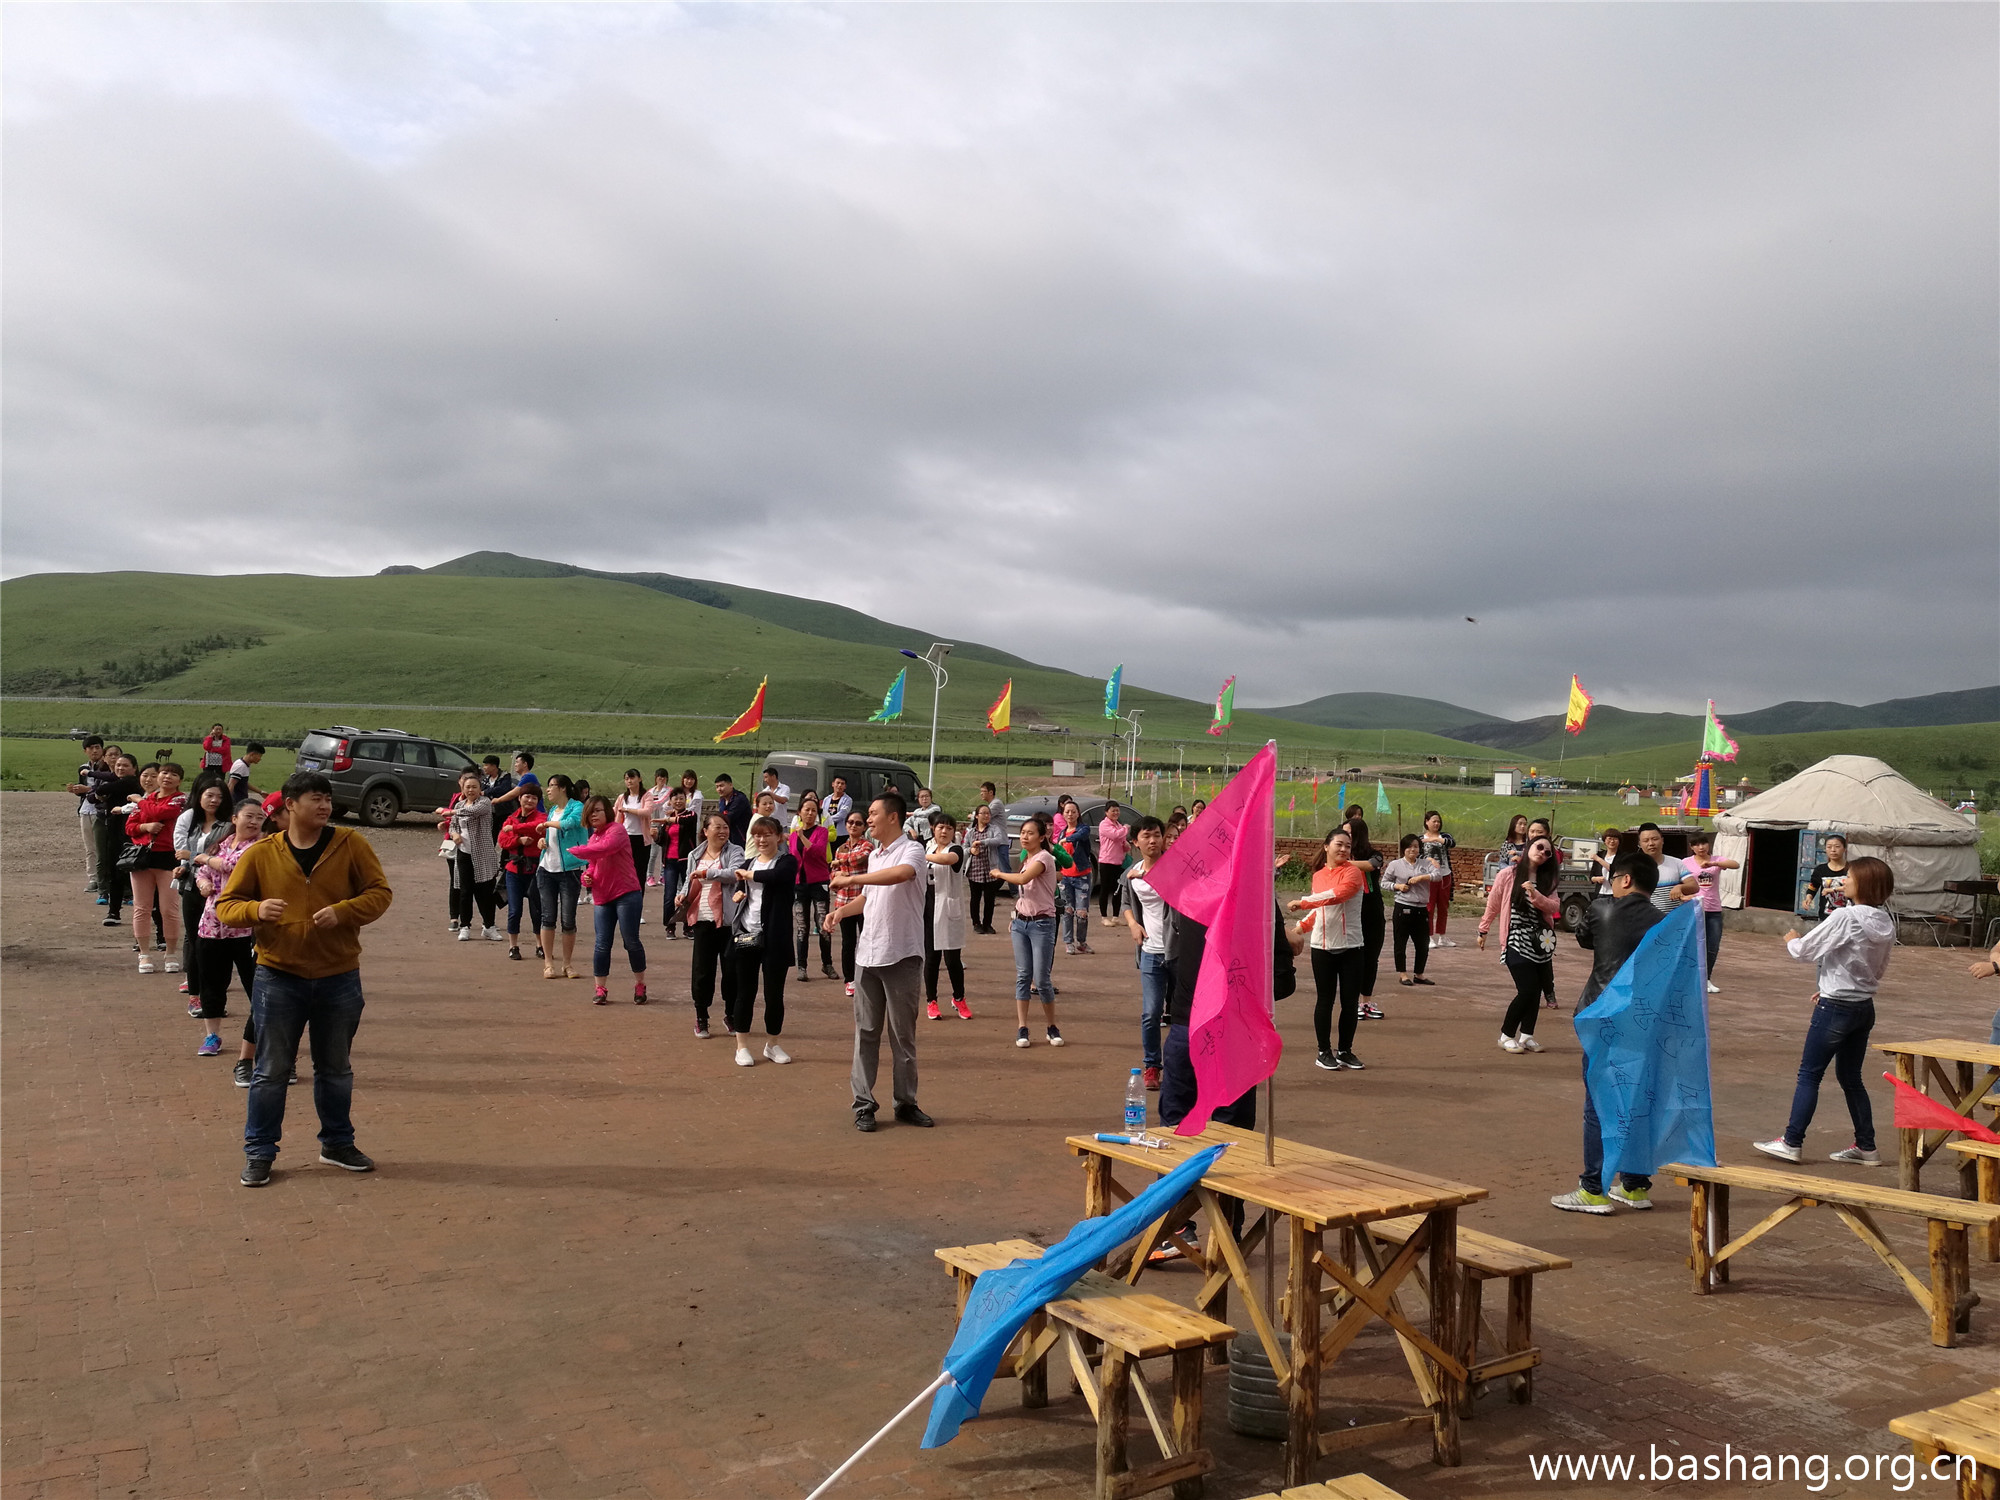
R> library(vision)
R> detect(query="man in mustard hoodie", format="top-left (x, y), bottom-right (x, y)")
top-left (217, 771), bottom-right (394, 1187)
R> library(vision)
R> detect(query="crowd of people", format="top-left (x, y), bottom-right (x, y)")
top-left (64, 729), bottom-right (2000, 1197)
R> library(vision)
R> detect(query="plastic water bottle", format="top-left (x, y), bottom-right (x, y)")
top-left (1124, 1068), bottom-right (1147, 1132)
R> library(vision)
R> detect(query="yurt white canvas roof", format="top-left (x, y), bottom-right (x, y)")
top-left (1713, 755), bottom-right (1979, 918)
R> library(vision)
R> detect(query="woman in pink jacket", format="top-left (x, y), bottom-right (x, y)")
top-left (574, 796), bottom-right (648, 1005)
top-left (1479, 835), bottom-right (1561, 1052)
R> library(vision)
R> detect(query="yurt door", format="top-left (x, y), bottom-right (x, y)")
top-left (1745, 827), bottom-right (1801, 911)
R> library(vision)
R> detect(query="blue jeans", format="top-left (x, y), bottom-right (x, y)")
top-left (1783, 998), bottom-right (1876, 1151)
top-left (536, 867), bottom-right (582, 933)
top-left (1137, 950), bottom-right (1173, 1069)
top-left (593, 888), bottom-right (647, 978)
top-left (1011, 914), bottom-right (1056, 1001)
top-left (1059, 876), bottom-right (1092, 945)
top-left (1580, 1053), bottom-right (1651, 1197)
top-left (244, 966), bottom-right (364, 1162)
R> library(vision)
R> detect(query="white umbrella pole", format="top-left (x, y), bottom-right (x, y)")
top-left (804, 1370), bottom-right (954, 1500)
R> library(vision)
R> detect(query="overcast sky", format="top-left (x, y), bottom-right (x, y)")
top-left (5, 3), bottom-right (1995, 718)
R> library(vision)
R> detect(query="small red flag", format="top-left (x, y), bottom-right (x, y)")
top-left (1883, 1072), bottom-right (2000, 1145)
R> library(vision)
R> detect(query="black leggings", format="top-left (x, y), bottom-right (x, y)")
top-left (839, 912), bottom-right (864, 982)
top-left (1359, 895), bottom-right (1385, 996)
top-left (629, 835), bottom-right (649, 888)
top-left (1311, 947), bottom-right (1366, 1055)
top-left (689, 921), bottom-right (736, 1023)
top-left (451, 854), bottom-right (496, 928)
top-left (1503, 955), bottom-right (1553, 1038)
top-left (925, 948), bottom-right (965, 1002)
top-left (1392, 903), bottom-right (1430, 976)
top-left (1095, 864), bottom-right (1123, 919)
top-left (970, 879), bottom-right (1000, 931)
top-left (725, 941), bottom-right (788, 1036)
top-left (197, 934), bottom-right (256, 1020)
top-left (180, 882), bottom-right (207, 989)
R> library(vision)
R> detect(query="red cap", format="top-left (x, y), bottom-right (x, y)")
top-left (261, 792), bottom-right (285, 816)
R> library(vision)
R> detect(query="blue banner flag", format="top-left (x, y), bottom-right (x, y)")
top-left (870, 667), bottom-right (907, 723)
top-left (1104, 665), bottom-right (1124, 719)
top-left (1573, 903), bottom-right (1716, 1177)
top-left (921, 1143), bottom-right (1228, 1448)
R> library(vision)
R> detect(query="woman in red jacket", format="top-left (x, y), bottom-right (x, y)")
top-left (126, 762), bottom-right (189, 974)
top-left (495, 784), bottom-right (547, 962)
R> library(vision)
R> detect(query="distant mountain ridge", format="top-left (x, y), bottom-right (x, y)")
top-left (1267, 684), bottom-right (1999, 755)
top-left (389, 551), bottom-right (1047, 672)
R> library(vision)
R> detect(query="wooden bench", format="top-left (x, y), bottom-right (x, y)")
top-left (1239, 1476), bottom-right (1412, 1500)
top-left (1947, 1140), bottom-right (2000, 1263)
top-left (1888, 1386), bottom-right (2000, 1500)
top-left (1666, 1161), bottom-right (2000, 1346)
top-left (937, 1240), bottom-right (1236, 1500)
top-left (1352, 1217), bottom-right (1569, 1411)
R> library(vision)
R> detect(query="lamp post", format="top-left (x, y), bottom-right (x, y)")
top-left (900, 643), bottom-right (952, 789)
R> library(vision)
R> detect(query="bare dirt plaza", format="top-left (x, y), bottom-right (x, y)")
top-left (3, 791), bottom-right (1993, 1499)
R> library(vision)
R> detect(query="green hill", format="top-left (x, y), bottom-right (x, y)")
top-left (1257, 691), bottom-right (1504, 734)
top-left (0, 570), bottom-right (1482, 763)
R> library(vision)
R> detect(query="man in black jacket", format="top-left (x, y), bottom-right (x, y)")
top-left (1553, 851), bottom-right (1663, 1216)
top-left (1157, 900), bottom-right (1300, 1130)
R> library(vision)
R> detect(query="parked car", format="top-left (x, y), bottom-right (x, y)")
top-left (757, 752), bottom-right (920, 817)
top-left (294, 726), bottom-right (479, 827)
top-left (1001, 795), bottom-right (1143, 862)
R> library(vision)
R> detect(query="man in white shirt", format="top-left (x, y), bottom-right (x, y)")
top-left (831, 790), bottom-right (931, 1132)
top-left (760, 768), bottom-right (792, 827)
top-left (1119, 816), bottom-right (1172, 1090)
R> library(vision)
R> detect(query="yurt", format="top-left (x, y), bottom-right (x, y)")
top-left (1713, 755), bottom-right (1980, 920)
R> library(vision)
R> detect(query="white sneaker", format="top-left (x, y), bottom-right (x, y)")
top-left (763, 1041), bottom-right (791, 1065)
top-left (734, 1046), bottom-right (755, 1068)
top-left (1500, 1036), bottom-right (1523, 1053)
top-left (137, 956), bottom-right (155, 974)
top-left (1829, 1145), bottom-right (1882, 1166)
top-left (1518, 1035), bottom-right (1544, 1052)
top-left (483, 926), bottom-right (503, 941)
top-left (457, 927), bottom-right (473, 942)
top-left (449, 920), bottom-right (461, 932)
top-left (163, 959), bottom-right (181, 974)
top-left (1707, 982), bottom-right (1720, 994)
top-left (1429, 935), bottom-right (1441, 949)
top-left (1752, 1137), bottom-right (1801, 1163)
top-left (1439, 938), bottom-right (1457, 948)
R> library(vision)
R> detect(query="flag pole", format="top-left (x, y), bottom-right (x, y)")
top-left (804, 1370), bottom-right (954, 1500)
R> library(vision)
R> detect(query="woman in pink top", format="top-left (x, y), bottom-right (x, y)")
top-left (1684, 830), bottom-right (1739, 993)
top-left (1095, 802), bottom-right (1131, 922)
top-left (993, 815), bottom-right (1064, 1048)
top-left (788, 796), bottom-right (834, 982)
top-left (574, 796), bottom-right (648, 1005)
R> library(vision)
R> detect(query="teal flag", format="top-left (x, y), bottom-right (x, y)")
top-left (1104, 665), bottom-right (1123, 719)
top-left (1375, 779), bottom-right (1391, 815)
top-left (870, 667), bottom-right (907, 723)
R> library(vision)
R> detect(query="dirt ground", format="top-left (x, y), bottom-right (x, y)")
top-left (4, 791), bottom-right (1996, 1500)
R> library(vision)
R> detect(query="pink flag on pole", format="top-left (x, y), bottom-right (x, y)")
top-left (1146, 744), bottom-right (1280, 1137)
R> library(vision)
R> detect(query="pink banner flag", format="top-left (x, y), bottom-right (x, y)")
top-left (1153, 745), bottom-right (1281, 1137)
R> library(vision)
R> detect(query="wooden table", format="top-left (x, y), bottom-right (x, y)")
top-left (1888, 1386), bottom-right (2000, 1500)
top-left (1067, 1124), bottom-right (1486, 1486)
top-left (1876, 1039), bottom-right (2000, 1195)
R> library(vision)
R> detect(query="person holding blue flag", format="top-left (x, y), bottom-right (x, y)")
top-left (1552, 850), bottom-right (1669, 1214)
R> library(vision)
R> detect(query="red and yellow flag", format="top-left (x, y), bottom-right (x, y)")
top-left (1564, 674), bottom-right (1594, 736)
top-left (986, 680), bottom-right (1012, 735)
top-left (713, 676), bottom-right (768, 743)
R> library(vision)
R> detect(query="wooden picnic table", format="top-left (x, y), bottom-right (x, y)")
top-left (1876, 1039), bottom-right (2000, 1196)
top-left (1888, 1386), bottom-right (2000, 1500)
top-left (1066, 1123), bottom-right (1487, 1486)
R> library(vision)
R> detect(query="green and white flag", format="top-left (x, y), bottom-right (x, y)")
top-left (1104, 665), bottom-right (1123, 720)
top-left (870, 667), bottom-right (908, 723)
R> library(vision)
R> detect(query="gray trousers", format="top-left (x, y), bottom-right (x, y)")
top-left (851, 955), bottom-right (921, 1116)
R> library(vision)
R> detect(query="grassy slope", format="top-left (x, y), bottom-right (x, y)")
top-left (0, 571), bottom-right (1481, 757)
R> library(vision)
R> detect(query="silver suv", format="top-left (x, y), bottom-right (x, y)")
top-left (295, 725), bottom-right (479, 827)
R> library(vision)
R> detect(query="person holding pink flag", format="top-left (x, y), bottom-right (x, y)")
top-left (1143, 744), bottom-right (1298, 1137)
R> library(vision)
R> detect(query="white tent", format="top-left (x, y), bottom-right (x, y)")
top-left (1713, 755), bottom-right (1980, 919)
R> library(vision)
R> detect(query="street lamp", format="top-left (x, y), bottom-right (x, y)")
top-left (900, 643), bottom-right (952, 788)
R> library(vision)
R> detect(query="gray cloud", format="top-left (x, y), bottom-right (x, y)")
top-left (5, 3), bottom-right (1994, 718)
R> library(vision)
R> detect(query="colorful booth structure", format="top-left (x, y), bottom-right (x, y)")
top-left (1712, 756), bottom-right (1980, 921)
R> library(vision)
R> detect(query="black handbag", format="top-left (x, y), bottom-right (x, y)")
top-left (115, 841), bottom-right (150, 874)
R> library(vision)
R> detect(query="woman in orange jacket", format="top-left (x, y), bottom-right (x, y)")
top-left (1288, 829), bottom-right (1370, 1072)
